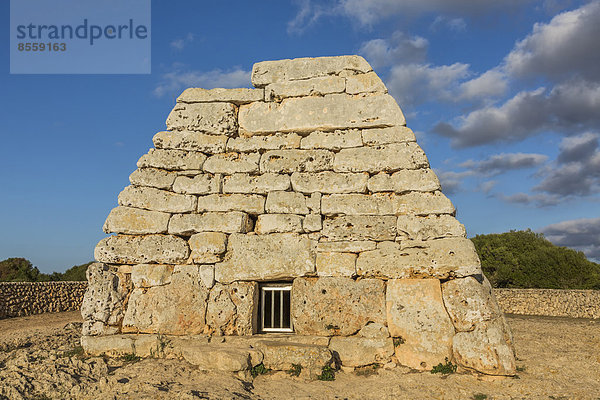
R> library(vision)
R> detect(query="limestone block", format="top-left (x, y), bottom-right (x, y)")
top-left (292, 277), bottom-right (386, 336)
top-left (258, 341), bottom-right (333, 372)
top-left (333, 143), bottom-right (428, 173)
top-left (238, 94), bottom-right (405, 136)
top-left (329, 337), bottom-right (394, 367)
top-left (291, 172), bottom-right (369, 194)
top-left (177, 87), bottom-right (264, 105)
top-left (358, 322), bottom-right (390, 338)
top-left (95, 235), bottom-right (189, 265)
top-left (386, 279), bottom-right (455, 370)
top-left (169, 212), bottom-right (253, 235)
top-left (131, 264), bottom-right (174, 288)
top-left (103, 206), bottom-right (170, 235)
top-left (306, 192), bottom-right (321, 212)
top-left (118, 186), bottom-right (196, 213)
top-left (197, 194), bottom-right (265, 214)
top-left (367, 169), bottom-right (441, 193)
top-left (251, 55), bottom-right (372, 87)
top-left (122, 265), bottom-right (209, 335)
top-left (153, 130), bottom-right (228, 154)
top-left (227, 132), bottom-right (302, 153)
top-left (322, 216), bottom-right (397, 241)
top-left (345, 72), bottom-right (387, 94)
top-left (260, 149), bottom-right (333, 173)
top-left (442, 276), bottom-right (502, 332)
top-left (137, 148), bottom-right (206, 171)
top-left (264, 76), bottom-right (346, 101)
top-left (215, 233), bottom-right (316, 283)
top-left (172, 174), bottom-right (221, 195)
top-left (300, 129), bottom-right (362, 150)
top-left (205, 282), bottom-right (258, 335)
top-left (361, 126), bottom-right (416, 145)
top-left (166, 102), bottom-right (238, 135)
top-left (321, 192), bottom-right (455, 216)
top-left (223, 173), bottom-right (291, 194)
top-left (81, 335), bottom-right (134, 356)
top-left (356, 237), bottom-right (482, 279)
top-left (256, 214), bottom-right (303, 234)
top-left (452, 317), bottom-right (517, 376)
top-left (203, 152), bottom-right (260, 174)
top-left (129, 168), bottom-right (177, 190)
top-left (303, 214), bottom-right (322, 232)
top-left (316, 241), bottom-right (377, 253)
top-left (315, 252), bottom-right (356, 277)
top-left (397, 215), bottom-right (466, 241)
top-left (181, 344), bottom-right (261, 371)
top-left (199, 265), bottom-right (215, 289)
top-left (265, 191), bottom-right (309, 214)
top-left (189, 232), bottom-right (228, 264)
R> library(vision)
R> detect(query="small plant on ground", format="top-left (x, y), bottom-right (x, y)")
top-left (355, 364), bottom-right (381, 377)
top-left (472, 394), bottom-right (488, 400)
top-left (317, 365), bottom-right (335, 381)
top-left (431, 358), bottom-right (457, 374)
top-left (120, 353), bottom-right (141, 363)
top-left (288, 363), bottom-right (302, 377)
top-left (251, 363), bottom-right (270, 378)
top-left (150, 334), bottom-right (172, 358)
top-left (392, 337), bottom-right (405, 347)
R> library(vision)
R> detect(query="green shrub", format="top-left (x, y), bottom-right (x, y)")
top-left (317, 365), bottom-right (335, 381)
top-left (251, 363), bottom-right (270, 378)
top-left (431, 358), bottom-right (457, 374)
top-left (288, 363), bottom-right (302, 377)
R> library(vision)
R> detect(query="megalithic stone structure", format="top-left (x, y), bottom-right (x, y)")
top-left (81, 55), bottom-right (517, 376)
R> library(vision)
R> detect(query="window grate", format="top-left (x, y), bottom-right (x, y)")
top-left (259, 283), bottom-right (293, 333)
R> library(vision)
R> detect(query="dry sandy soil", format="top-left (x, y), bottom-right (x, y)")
top-left (0, 312), bottom-right (599, 399)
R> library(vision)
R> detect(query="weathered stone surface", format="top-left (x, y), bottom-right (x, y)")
top-left (265, 191), bottom-right (309, 214)
top-left (256, 214), bottom-right (303, 234)
top-left (153, 130), bottom-right (228, 154)
top-left (386, 279), bottom-right (455, 370)
top-left (315, 252), bottom-right (356, 276)
top-left (453, 317), bottom-right (517, 376)
top-left (129, 168), bottom-right (177, 190)
top-left (442, 276), bottom-right (502, 332)
top-left (118, 186), bottom-right (196, 213)
top-left (215, 233), bottom-right (316, 283)
top-left (361, 126), bottom-right (416, 145)
top-left (122, 265), bottom-right (209, 335)
top-left (81, 263), bottom-right (130, 336)
top-left (137, 148), bottom-right (206, 171)
top-left (333, 143), bottom-right (428, 173)
top-left (199, 265), bottom-right (215, 289)
top-left (251, 55), bottom-right (372, 87)
top-left (205, 282), bottom-right (258, 335)
top-left (203, 152), bottom-right (260, 174)
top-left (222, 173), bottom-right (291, 194)
top-left (258, 341), bottom-right (332, 372)
top-left (169, 212), bottom-right (253, 235)
top-left (173, 174), bottom-right (221, 195)
top-left (265, 76), bottom-right (346, 101)
top-left (166, 102), bottom-right (238, 135)
top-left (321, 192), bottom-right (455, 216)
top-left (358, 322), bottom-right (390, 338)
top-left (356, 237), bottom-right (481, 279)
top-left (131, 264), bottom-right (174, 288)
top-left (291, 171), bottom-right (368, 194)
top-left (177, 87), bottom-right (264, 105)
top-left (329, 337), bottom-right (394, 367)
top-left (227, 132), bottom-right (302, 153)
top-left (260, 149), bottom-right (333, 173)
top-left (397, 215), bottom-right (466, 241)
top-left (189, 232), bottom-right (228, 264)
top-left (239, 94), bottom-right (405, 136)
top-left (345, 71), bottom-right (387, 94)
top-left (95, 235), bottom-right (189, 265)
top-left (181, 344), bottom-right (262, 371)
top-left (103, 206), bottom-right (170, 235)
top-left (197, 194), bottom-right (265, 214)
top-left (367, 169), bottom-right (441, 193)
top-left (81, 335), bottom-right (135, 356)
top-left (316, 241), bottom-right (377, 253)
top-left (303, 214), bottom-right (322, 232)
top-left (300, 129), bottom-right (362, 150)
top-left (292, 277), bottom-right (386, 336)
top-left (306, 192), bottom-right (321, 213)
top-left (322, 216), bottom-right (397, 241)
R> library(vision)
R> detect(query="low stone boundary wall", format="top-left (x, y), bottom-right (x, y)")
top-left (494, 288), bottom-right (600, 319)
top-left (0, 282), bottom-right (87, 319)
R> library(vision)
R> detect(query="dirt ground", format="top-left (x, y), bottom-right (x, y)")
top-left (0, 312), bottom-right (599, 400)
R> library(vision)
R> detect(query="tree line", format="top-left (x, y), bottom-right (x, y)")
top-left (0, 258), bottom-right (90, 282)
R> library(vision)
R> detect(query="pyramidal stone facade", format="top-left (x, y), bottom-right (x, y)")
top-left (81, 55), bottom-right (516, 376)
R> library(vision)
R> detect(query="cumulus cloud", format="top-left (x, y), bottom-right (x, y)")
top-left (457, 69), bottom-right (508, 101)
top-left (287, 0), bottom-right (337, 34)
top-left (540, 217), bottom-right (600, 260)
top-left (430, 16), bottom-right (467, 32)
top-left (496, 192), bottom-right (561, 207)
top-left (461, 152), bottom-right (548, 176)
top-left (154, 66), bottom-right (251, 98)
top-left (359, 32), bottom-right (428, 69)
top-left (434, 169), bottom-right (474, 195)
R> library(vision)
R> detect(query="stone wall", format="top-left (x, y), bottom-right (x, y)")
top-left (495, 288), bottom-right (600, 319)
top-left (0, 282), bottom-right (87, 319)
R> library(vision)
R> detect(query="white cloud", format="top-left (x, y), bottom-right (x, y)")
top-left (359, 31), bottom-right (428, 69)
top-left (154, 66), bottom-right (251, 98)
top-left (540, 217), bottom-right (600, 260)
top-left (457, 69), bottom-right (508, 101)
top-left (170, 33), bottom-right (195, 51)
top-left (430, 16), bottom-right (467, 32)
top-left (434, 169), bottom-right (474, 194)
top-left (460, 152), bottom-right (548, 176)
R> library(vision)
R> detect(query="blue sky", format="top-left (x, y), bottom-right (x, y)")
top-left (1, 0), bottom-right (599, 273)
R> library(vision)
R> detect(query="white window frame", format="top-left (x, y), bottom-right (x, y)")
top-left (260, 283), bottom-right (293, 333)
